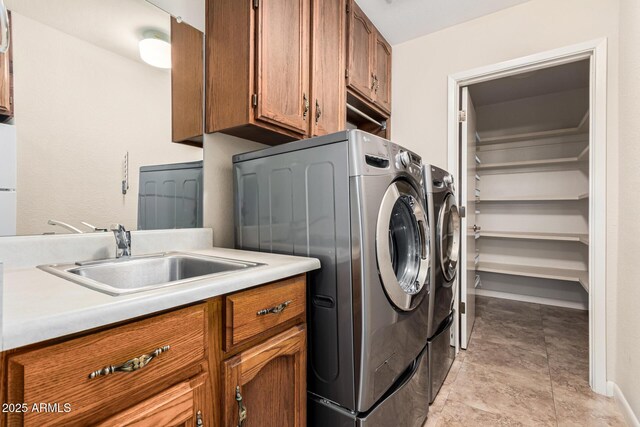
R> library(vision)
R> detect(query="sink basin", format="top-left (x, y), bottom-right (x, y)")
top-left (38, 252), bottom-right (264, 295)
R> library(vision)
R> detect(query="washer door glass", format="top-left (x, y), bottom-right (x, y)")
top-left (438, 193), bottom-right (460, 282)
top-left (376, 180), bottom-right (430, 311)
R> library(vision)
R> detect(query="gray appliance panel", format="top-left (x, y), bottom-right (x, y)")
top-left (308, 342), bottom-right (429, 427)
top-left (424, 165), bottom-right (456, 338)
top-left (428, 313), bottom-right (455, 403)
top-left (234, 141), bottom-right (356, 409)
top-left (137, 161), bottom-right (203, 230)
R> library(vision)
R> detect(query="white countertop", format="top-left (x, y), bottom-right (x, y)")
top-left (2, 247), bottom-right (320, 351)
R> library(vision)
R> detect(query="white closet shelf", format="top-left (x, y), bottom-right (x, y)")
top-left (578, 145), bottom-right (589, 162)
top-left (477, 262), bottom-right (589, 292)
top-left (477, 155), bottom-right (586, 171)
top-left (476, 111), bottom-right (590, 145)
top-left (480, 230), bottom-right (589, 245)
top-left (478, 194), bottom-right (589, 202)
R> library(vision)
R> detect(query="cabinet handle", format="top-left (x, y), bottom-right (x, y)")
top-left (375, 75), bottom-right (380, 93)
top-left (236, 386), bottom-right (247, 427)
top-left (87, 345), bottom-right (170, 379)
top-left (315, 99), bottom-right (322, 124)
top-left (256, 300), bottom-right (291, 316)
top-left (303, 93), bottom-right (309, 119)
top-left (196, 410), bottom-right (204, 427)
top-left (371, 73), bottom-right (376, 90)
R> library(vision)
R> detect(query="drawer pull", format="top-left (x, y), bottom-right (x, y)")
top-left (88, 345), bottom-right (170, 379)
top-left (256, 300), bottom-right (291, 316)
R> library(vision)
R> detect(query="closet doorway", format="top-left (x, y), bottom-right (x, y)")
top-left (447, 39), bottom-right (608, 395)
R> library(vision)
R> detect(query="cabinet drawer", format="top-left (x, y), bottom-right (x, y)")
top-left (7, 304), bottom-right (206, 426)
top-left (224, 275), bottom-right (306, 350)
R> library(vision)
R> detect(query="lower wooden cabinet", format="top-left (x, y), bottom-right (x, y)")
top-left (222, 325), bottom-right (306, 427)
top-left (0, 274), bottom-right (307, 427)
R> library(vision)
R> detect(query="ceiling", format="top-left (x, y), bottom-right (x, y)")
top-left (6, 0), bottom-right (169, 64)
top-left (357, 0), bottom-right (533, 45)
top-left (469, 60), bottom-right (590, 107)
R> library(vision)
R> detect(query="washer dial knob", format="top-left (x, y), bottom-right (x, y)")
top-left (397, 150), bottom-right (411, 168)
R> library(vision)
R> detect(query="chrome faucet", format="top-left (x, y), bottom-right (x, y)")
top-left (110, 224), bottom-right (132, 258)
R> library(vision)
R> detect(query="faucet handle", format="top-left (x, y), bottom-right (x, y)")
top-left (110, 223), bottom-right (126, 233)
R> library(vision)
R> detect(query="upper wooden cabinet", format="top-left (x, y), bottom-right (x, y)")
top-left (347, 0), bottom-right (392, 115)
top-left (374, 35), bottom-right (392, 113)
top-left (0, 13), bottom-right (12, 119)
top-left (255, 0), bottom-right (311, 136)
top-left (346, 2), bottom-right (375, 102)
top-left (206, 0), bottom-right (345, 145)
top-left (310, 0), bottom-right (346, 137)
top-left (171, 18), bottom-right (204, 145)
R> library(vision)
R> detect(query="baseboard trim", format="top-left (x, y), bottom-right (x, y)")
top-left (610, 381), bottom-right (640, 427)
top-left (475, 289), bottom-right (588, 310)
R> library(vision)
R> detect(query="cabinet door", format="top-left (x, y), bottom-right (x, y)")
top-left (0, 13), bottom-right (12, 117)
top-left (310, 0), bottom-right (346, 136)
top-left (373, 33), bottom-right (391, 114)
top-left (97, 374), bottom-right (209, 427)
top-left (347, 0), bottom-right (374, 101)
top-left (255, 0), bottom-right (311, 135)
top-left (171, 18), bottom-right (204, 144)
top-left (223, 325), bottom-right (306, 427)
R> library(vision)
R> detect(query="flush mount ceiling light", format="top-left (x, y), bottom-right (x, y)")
top-left (139, 30), bottom-right (171, 69)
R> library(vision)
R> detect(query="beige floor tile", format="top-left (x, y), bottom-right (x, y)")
top-left (443, 358), bottom-right (465, 386)
top-left (465, 337), bottom-right (549, 378)
top-left (553, 384), bottom-right (627, 427)
top-left (470, 316), bottom-right (548, 355)
top-left (541, 305), bottom-right (588, 322)
top-left (485, 297), bottom-right (541, 315)
top-left (446, 363), bottom-right (556, 426)
top-left (437, 400), bottom-right (528, 426)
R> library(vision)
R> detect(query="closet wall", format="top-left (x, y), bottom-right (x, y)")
top-left (470, 60), bottom-right (590, 309)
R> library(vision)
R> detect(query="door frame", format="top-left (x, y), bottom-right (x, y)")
top-left (446, 38), bottom-right (608, 395)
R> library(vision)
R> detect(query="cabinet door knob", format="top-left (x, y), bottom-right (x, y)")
top-left (303, 93), bottom-right (309, 119)
top-left (315, 99), bottom-right (322, 124)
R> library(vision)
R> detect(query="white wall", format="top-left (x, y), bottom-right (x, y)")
top-left (616, 0), bottom-right (640, 420)
top-left (392, 0), bottom-right (620, 391)
top-left (11, 13), bottom-right (202, 235)
top-left (202, 134), bottom-right (265, 248)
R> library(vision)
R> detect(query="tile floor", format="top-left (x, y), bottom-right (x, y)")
top-left (425, 296), bottom-right (627, 426)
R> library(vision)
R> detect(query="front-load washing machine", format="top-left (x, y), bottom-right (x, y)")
top-left (234, 130), bottom-right (431, 426)
top-left (424, 164), bottom-right (460, 403)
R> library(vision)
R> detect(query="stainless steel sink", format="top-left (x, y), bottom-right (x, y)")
top-left (38, 252), bottom-right (264, 296)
